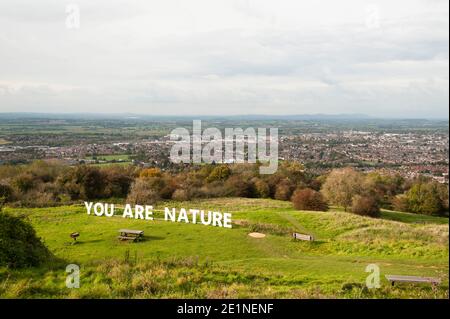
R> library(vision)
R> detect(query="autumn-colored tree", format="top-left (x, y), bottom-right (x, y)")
top-left (82, 167), bottom-right (107, 199)
top-left (172, 189), bottom-right (190, 201)
top-left (12, 172), bottom-right (35, 193)
top-left (392, 194), bottom-right (410, 212)
top-left (278, 161), bottom-right (305, 181)
top-left (57, 165), bottom-right (108, 200)
top-left (321, 168), bottom-right (363, 211)
top-left (139, 168), bottom-right (162, 179)
top-left (351, 195), bottom-right (380, 217)
top-left (291, 188), bottom-right (328, 211)
top-left (224, 175), bottom-right (254, 197)
top-left (274, 179), bottom-right (294, 201)
top-left (105, 173), bottom-right (133, 198)
top-left (126, 178), bottom-right (160, 205)
top-left (309, 175), bottom-right (327, 191)
top-left (0, 184), bottom-right (13, 203)
top-left (206, 165), bottom-right (231, 183)
top-left (253, 178), bottom-right (270, 198)
top-left (27, 160), bottom-right (65, 183)
top-left (364, 172), bottom-right (404, 208)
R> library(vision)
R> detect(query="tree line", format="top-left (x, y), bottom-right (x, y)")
top-left (0, 160), bottom-right (448, 217)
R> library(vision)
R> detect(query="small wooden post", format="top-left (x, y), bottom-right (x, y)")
top-left (70, 232), bottom-right (80, 243)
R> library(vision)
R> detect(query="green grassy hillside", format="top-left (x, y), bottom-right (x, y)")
top-left (1, 198), bottom-right (448, 298)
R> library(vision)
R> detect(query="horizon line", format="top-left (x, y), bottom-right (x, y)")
top-left (0, 111), bottom-right (448, 121)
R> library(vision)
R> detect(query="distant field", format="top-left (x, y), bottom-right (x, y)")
top-left (1, 198), bottom-right (448, 299)
top-left (89, 162), bottom-right (132, 167)
top-left (85, 154), bottom-right (132, 167)
top-left (86, 154), bottom-right (131, 161)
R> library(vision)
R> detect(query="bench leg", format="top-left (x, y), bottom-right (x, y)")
top-left (391, 281), bottom-right (395, 287)
top-left (431, 282), bottom-right (438, 293)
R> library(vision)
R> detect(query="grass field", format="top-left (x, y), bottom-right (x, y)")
top-left (84, 154), bottom-right (132, 167)
top-left (1, 198), bottom-right (448, 298)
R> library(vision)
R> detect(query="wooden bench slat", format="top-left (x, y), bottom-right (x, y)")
top-left (117, 229), bottom-right (144, 242)
top-left (118, 229), bottom-right (144, 235)
top-left (292, 232), bottom-right (314, 241)
top-left (385, 275), bottom-right (441, 284)
top-left (117, 236), bottom-right (137, 241)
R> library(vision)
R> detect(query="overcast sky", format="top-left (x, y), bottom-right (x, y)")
top-left (0, 0), bottom-right (448, 118)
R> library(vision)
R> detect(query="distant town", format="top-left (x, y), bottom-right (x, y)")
top-left (0, 115), bottom-right (448, 184)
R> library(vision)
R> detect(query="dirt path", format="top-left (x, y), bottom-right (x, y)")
top-left (248, 232), bottom-right (266, 238)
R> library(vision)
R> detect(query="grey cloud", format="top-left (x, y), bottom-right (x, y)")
top-left (0, 0), bottom-right (448, 118)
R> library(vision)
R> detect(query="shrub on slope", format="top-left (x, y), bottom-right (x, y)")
top-left (0, 212), bottom-right (52, 268)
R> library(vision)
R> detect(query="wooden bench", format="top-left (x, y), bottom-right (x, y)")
top-left (118, 229), bottom-right (144, 242)
top-left (292, 232), bottom-right (314, 241)
top-left (385, 275), bottom-right (441, 286)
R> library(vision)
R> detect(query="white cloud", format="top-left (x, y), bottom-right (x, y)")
top-left (0, 0), bottom-right (448, 118)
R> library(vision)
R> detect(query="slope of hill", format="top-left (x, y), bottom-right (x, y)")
top-left (1, 198), bottom-right (448, 298)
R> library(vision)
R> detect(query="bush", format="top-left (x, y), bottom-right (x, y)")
top-left (105, 173), bottom-right (133, 198)
top-left (0, 184), bottom-right (14, 203)
top-left (20, 190), bottom-right (58, 208)
top-left (81, 167), bottom-right (107, 199)
top-left (392, 194), bottom-right (409, 212)
top-left (405, 182), bottom-right (447, 216)
top-left (126, 179), bottom-right (160, 205)
top-left (160, 184), bottom-right (176, 199)
top-left (196, 183), bottom-right (227, 198)
top-left (139, 168), bottom-right (162, 179)
top-left (58, 166), bottom-right (107, 200)
top-left (206, 165), bottom-right (231, 183)
top-left (351, 195), bottom-right (380, 217)
top-left (291, 188), bottom-right (328, 211)
top-left (253, 178), bottom-right (270, 198)
top-left (274, 179), bottom-right (294, 201)
top-left (0, 212), bottom-right (52, 268)
top-left (224, 176), bottom-right (254, 197)
top-left (12, 173), bottom-right (35, 193)
top-left (172, 189), bottom-right (190, 201)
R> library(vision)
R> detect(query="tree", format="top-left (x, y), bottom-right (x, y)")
top-left (172, 189), bottom-right (190, 201)
top-left (139, 168), bottom-right (162, 179)
top-left (12, 172), bottom-right (35, 193)
top-left (351, 195), bottom-right (380, 217)
top-left (274, 179), bottom-right (294, 201)
top-left (0, 184), bottom-right (13, 203)
top-left (27, 160), bottom-right (64, 183)
top-left (278, 161), bottom-right (305, 184)
top-left (0, 196), bottom-right (5, 211)
top-left (105, 173), bottom-right (133, 198)
top-left (224, 175), bottom-right (254, 197)
top-left (80, 167), bottom-right (107, 199)
top-left (392, 194), bottom-right (409, 212)
top-left (321, 168), bottom-right (363, 211)
top-left (437, 183), bottom-right (449, 212)
top-left (126, 178), bottom-right (160, 205)
top-left (406, 182), bottom-right (446, 216)
top-left (253, 178), bottom-right (270, 198)
top-left (291, 188), bottom-right (328, 211)
top-left (206, 165), bottom-right (231, 183)
top-left (364, 172), bottom-right (404, 208)
top-left (58, 165), bottom-right (107, 200)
